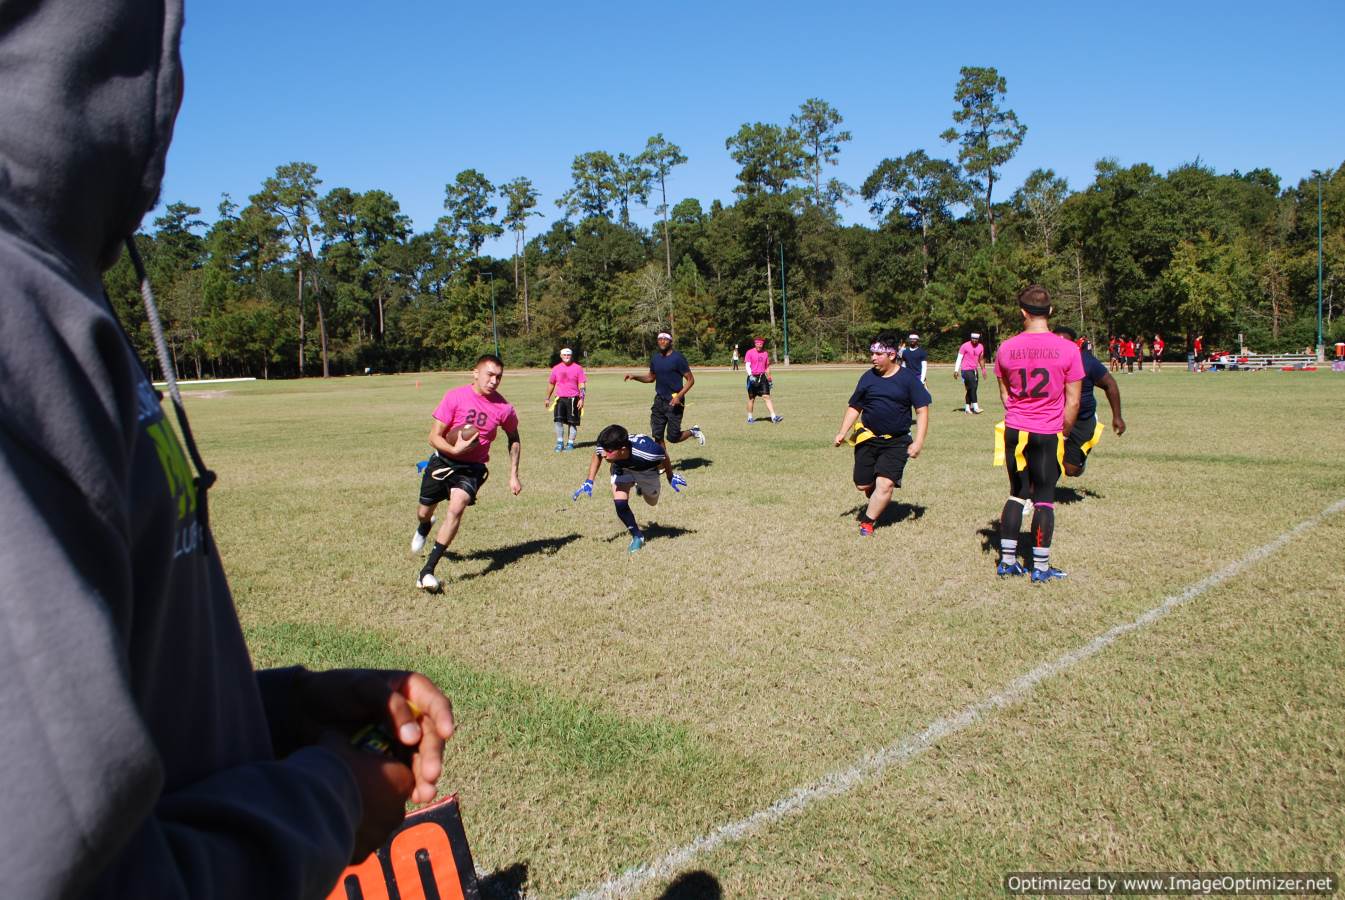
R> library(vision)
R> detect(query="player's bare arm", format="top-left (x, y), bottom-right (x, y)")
top-left (1062, 380), bottom-right (1082, 436)
top-left (671, 370), bottom-right (695, 406)
top-left (908, 406), bottom-right (929, 458)
top-left (624, 370), bottom-right (656, 383)
top-left (834, 406), bottom-right (862, 446)
top-left (1098, 373), bottom-right (1126, 435)
top-left (544, 384), bottom-right (554, 407)
top-left (997, 374), bottom-right (1014, 408)
top-left (577, 382), bottom-right (586, 410)
top-left (506, 429), bottom-right (523, 495)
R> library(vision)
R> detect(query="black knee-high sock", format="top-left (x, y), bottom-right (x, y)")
top-left (1030, 503), bottom-right (1055, 570)
top-left (1000, 498), bottom-right (1025, 564)
top-left (614, 499), bottom-right (641, 536)
top-left (416, 519), bottom-right (433, 537)
top-left (422, 541), bottom-right (448, 575)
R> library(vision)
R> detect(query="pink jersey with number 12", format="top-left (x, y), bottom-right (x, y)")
top-left (993, 331), bottom-right (1084, 434)
top-left (432, 384), bottom-right (518, 463)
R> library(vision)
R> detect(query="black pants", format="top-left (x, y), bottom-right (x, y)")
top-left (962, 370), bottom-right (979, 406)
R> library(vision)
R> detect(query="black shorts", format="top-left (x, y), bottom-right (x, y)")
top-left (1062, 416), bottom-right (1104, 474)
top-left (650, 396), bottom-right (685, 444)
top-left (1003, 427), bottom-right (1062, 503)
top-left (418, 454), bottom-right (489, 506)
top-left (553, 396), bottom-right (582, 427)
top-left (746, 374), bottom-right (771, 397)
top-left (853, 434), bottom-right (912, 488)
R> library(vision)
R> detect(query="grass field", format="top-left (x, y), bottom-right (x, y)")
top-left (183, 363), bottom-right (1345, 898)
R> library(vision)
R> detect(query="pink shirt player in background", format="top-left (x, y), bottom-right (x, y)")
top-left (545, 348), bottom-right (587, 451)
top-left (954, 333), bottom-right (988, 414)
top-left (992, 285), bottom-right (1083, 583)
top-left (743, 337), bottom-right (783, 424)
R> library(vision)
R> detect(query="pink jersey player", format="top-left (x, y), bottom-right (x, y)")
top-left (994, 331), bottom-right (1084, 434)
top-left (432, 384), bottom-right (518, 464)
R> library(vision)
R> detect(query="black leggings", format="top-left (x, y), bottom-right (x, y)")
top-left (1003, 427), bottom-right (1062, 503)
top-left (962, 370), bottom-right (979, 405)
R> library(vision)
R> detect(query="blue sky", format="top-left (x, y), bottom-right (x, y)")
top-left (160, 0), bottom-right (1344, 254)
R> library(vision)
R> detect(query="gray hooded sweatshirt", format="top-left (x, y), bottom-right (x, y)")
top-left (0, 2), bottom-right (362, 896)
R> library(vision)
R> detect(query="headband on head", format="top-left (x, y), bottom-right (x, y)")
top-left (908, 334), bottom-right (919, 341)
top-left (656, 332), bottom-right (672, 341)
top-left (1020, 303), bottom-right (1051, 317)
top-left (560, 347), bottom-right (573, 356)
top-left (869, 341), bottom-right (896, 355)
top-left (970, 333), bottom-right (981, 340)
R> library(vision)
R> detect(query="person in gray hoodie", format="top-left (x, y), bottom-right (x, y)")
top-left (0, 2), bottom-right (457, 897)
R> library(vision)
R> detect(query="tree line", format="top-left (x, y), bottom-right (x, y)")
top-left (107, 66), bottom-right (1344, 380)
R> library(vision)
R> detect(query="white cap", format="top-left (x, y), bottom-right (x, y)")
top-left (560, 347), bottom-right (573, 356)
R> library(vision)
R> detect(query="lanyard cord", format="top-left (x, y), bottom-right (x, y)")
top-left (123, 236), bottom-right (216, 543)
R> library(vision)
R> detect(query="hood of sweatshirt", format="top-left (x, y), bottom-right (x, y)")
top-left (0, 0), bottom-right (183, 282)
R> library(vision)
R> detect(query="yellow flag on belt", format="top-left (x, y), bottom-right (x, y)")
top-left (992, 420), bottom-right (1006, 466)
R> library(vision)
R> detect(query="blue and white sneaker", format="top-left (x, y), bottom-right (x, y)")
top-left (554, 441), bottom-right (563, 453)
top-left (770, 415), bottom-right (783, 423)
top-left (627, 535), bottom-right (645, 553)
top-left (565, 442), bottom-right (575, 451)
top-left (746, 416), bottom-right (756, 424)
top-left (690, 425), bottom-right (706, 446)
top-left (1031, 566), bottom-right (1068, 583)
top-left (996, 562), bottom-right (1027, 577)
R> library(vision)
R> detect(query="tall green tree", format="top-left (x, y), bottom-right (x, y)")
top-left (637, 134), bottom-right (688, 279)
top-left (612, 152), bottom-right (651, 228)
top-left (862, 150), bottom-right (968, 288)
top-left (500, 176), bottom-right (542, 332)
top-left (558, 151), bottom-right (618, 221)
top-left (791, 98), bottom-right (852, 211)
top-left (441, 169), bottom-right (502, 260)
top-left (727, 122), bottom-right (805, 339)
top-left (941, 66), bottom-right (1027, 245)
top-left (254, 162), bottom-right (327, 375)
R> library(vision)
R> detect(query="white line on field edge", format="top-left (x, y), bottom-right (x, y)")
top-left (569, 497), bottom-right (1345, 900)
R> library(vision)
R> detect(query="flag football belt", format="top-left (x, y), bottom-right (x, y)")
top-left (847, 420), bottom-right (892, 446)
top-left (992, 421), bottom-right (1066, 469)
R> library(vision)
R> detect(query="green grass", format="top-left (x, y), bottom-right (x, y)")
top-left (182, 364), bottom-right (1345, 897)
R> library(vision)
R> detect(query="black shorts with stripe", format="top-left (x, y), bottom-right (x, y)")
top-left (853, 434), bottom-right (912, 489)
top-left (553, 396), bottom-right (582, 427)
top-left (1063, 415), bottom-right (1103, 474)
top-left (418, 454), bottom-right (489, 506)
top-left (1002, 426), bottom-right (1062, 503)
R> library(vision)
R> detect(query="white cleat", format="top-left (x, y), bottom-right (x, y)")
top-left (691, 425), bottom-right (706, 446)
top-left (417, 572), bottom-right (440, 593)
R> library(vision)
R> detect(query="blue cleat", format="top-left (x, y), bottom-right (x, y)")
top-left (1031, 566), bottom-right (1068, 583)
top-left (997, 562), bottom-right (1027, 577)
top-left (627, 535), bottom-right (645, 553)
top-left (554, 441), bottom-right (563, 453)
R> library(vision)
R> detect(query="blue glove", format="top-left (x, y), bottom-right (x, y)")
top-left (573, 479), bottom-right (594, 501)
top-left (670, 473), bottom-right (687, 493)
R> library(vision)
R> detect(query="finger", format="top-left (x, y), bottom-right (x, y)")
top-left (399, 672), bottom-right (456, 742)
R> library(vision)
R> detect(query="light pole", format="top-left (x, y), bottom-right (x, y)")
top-left (780, 243), bottom-right (790, 365)
top-left (1317, 171), bottom-right (1325, 362)
top-left (485, 271), bottom-right (500, 360)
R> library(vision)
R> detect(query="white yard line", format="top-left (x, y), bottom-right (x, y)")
top-left (571, 497), bottom-right (1345, 900)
